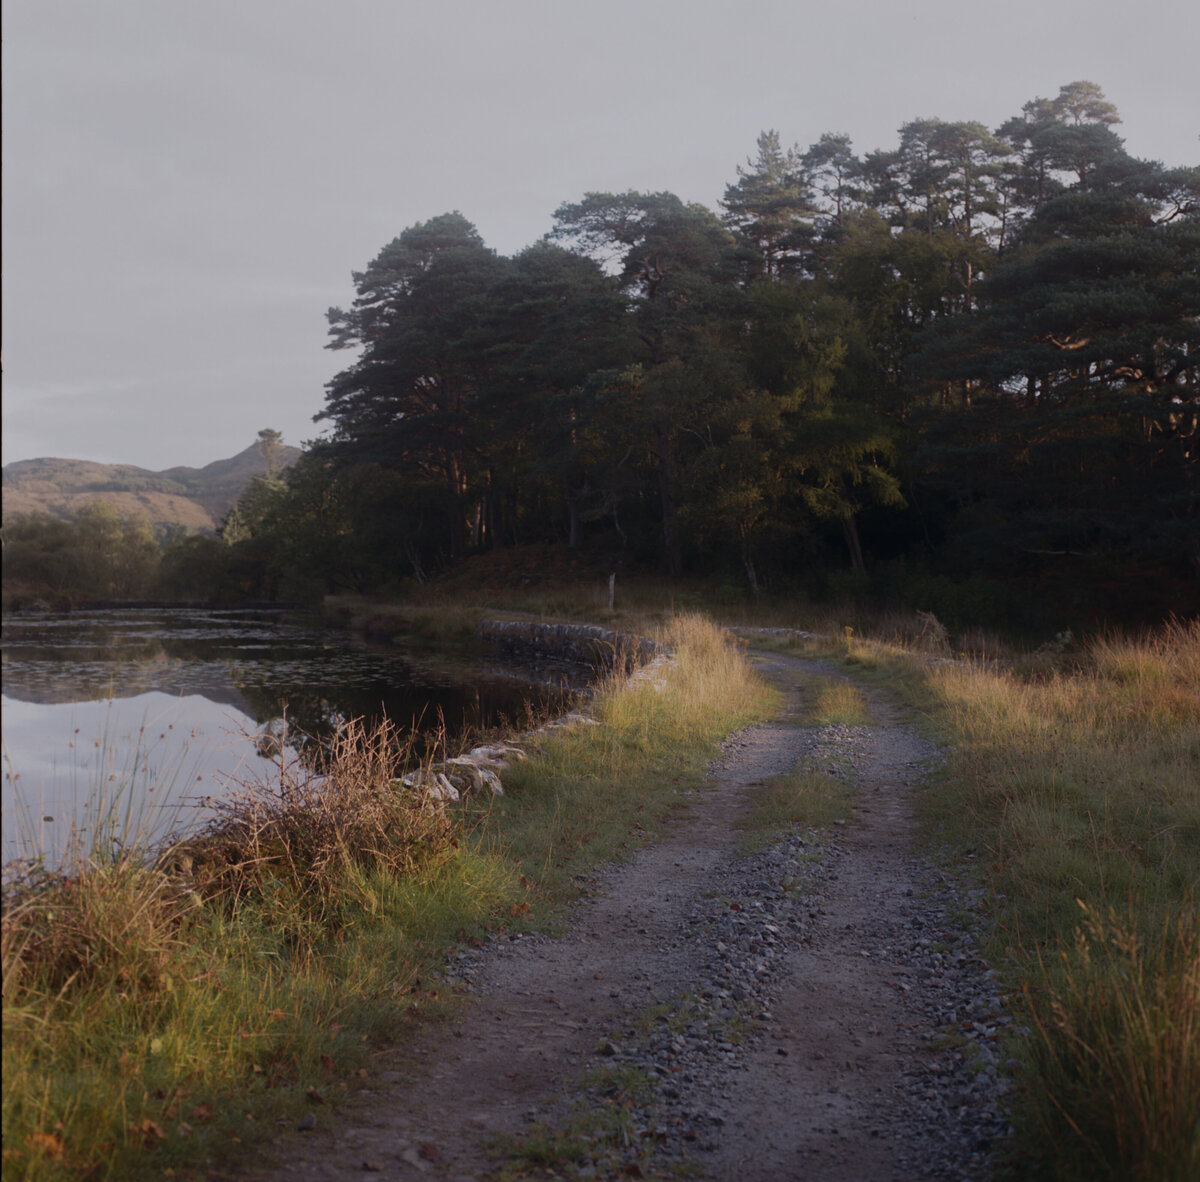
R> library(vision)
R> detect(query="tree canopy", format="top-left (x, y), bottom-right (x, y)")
top-left (47, 81), bottom-right (1186, 630)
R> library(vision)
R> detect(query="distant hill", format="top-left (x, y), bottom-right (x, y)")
top-left (1, 441), bottom-right (302, 532)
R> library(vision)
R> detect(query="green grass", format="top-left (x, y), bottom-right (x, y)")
top-left (490, 1062), bottom-right (674, 1182)
top-left (802, 675), bottom-right (873, 726)
top-left (735, 771), bottom-right (855, 854)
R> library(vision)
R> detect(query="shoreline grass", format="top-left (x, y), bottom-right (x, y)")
top-left (1, 613), bottom-right (773, 1181)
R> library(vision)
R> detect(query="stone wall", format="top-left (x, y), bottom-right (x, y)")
top-left (396, 621), bottom-right (669, 804)
top-left (478, 620), bottom-right (662, 671)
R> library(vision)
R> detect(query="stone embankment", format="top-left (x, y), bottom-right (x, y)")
top-left (478, 619), bottom-right (663, 669)
top-left (396, 621), bottom-right (671, 803)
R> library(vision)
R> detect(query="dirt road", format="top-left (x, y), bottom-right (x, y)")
top-left (252, 651), bottom-right (1010, 1181)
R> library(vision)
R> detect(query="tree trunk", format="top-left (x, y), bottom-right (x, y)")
top-left (470, 501), bottom-right (484, 549)
top-left (843, 514), bottom-right (866, 571)
top-left (744, 554), bottom-right (760, 597)
top-left (566, 482), bottom-right (583, 549)
top-left (655, 428), bottom-right (683, 577)
top-left (488, 490), bottom-right (503, 550)
top-left (446, 459), bottom-right (465, 562)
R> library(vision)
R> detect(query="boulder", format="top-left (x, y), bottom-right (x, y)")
top-left (397, 770), bottom-right (460, 802)
top-left (465, 743), bottom-right (526, 769)
top-left (443, 758), bottom-right (504, 797)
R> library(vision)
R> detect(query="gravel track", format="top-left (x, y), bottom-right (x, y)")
top-left (251, 651), bottom-right (1013, 1181)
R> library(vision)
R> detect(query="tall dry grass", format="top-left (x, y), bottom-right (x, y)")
top-left (1025, 904), bottom-right (1200, 1181)
top-left (923, 617), bottom-right (1200, 1179)
top-left (179, 717), bottom-right (458, 915)
top-left (600, 612), bottom-right (770, 739)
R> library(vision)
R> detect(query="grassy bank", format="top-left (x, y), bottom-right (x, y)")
top-left (1, 615), bottom-right (772, 1181)
top-left (320, 590), bottom-right (1200, 1179)
top-left (6, 598), bottom-right (1196, 1180)
top-left (924, 620), bottom-right (1200, 1181)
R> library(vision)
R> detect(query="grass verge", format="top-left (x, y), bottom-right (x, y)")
top-left (2, 614), bottom-right (772, 1181)
top-left (792, 613), bottom-right (1199, 1180)
top-left (922, 618), bottom-right (1199, 1181)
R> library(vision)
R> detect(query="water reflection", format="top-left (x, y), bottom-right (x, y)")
top-left (2, 692), bottom-right (263, 865)
top-left (1, 607), bottom-right (583, 865)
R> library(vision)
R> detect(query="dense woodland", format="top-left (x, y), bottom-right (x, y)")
top-left (5, 82), bottom-right (1198, 630)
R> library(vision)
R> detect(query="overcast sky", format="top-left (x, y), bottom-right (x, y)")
top-left (3, 0), bottom-right (1197, 471)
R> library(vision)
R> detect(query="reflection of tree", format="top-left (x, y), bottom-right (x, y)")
top-left (231, 681), bottom-right (349, 754)
top-left (3, 611), bottom-right (299, 709)
top-left (0, 658), bottom-right (260, 716)
top-left (229, 671), bottom-right (568, 760)
top-left (4, 610), bottom-right (580, 753)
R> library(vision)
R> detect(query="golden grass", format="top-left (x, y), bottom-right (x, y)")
top-left (919, 616), bottom-right (1200, 1179)
top-left (926, 624), bottom-right (1199, 939)
top-left (1024, 904), bottom-right (1200, 1181)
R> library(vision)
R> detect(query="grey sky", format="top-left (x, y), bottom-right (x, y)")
top-left (3, 0), bottom-right (1197, 470)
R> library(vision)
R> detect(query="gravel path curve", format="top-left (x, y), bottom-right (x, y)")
top-left (250, 651), bottom-right (1012, 1181)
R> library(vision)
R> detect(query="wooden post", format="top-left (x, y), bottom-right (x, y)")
top-left (608, 572), bottom-right (616, 611)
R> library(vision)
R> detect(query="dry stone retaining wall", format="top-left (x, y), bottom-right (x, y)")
top-left (478, 619), bottom-right (662, 670)
top-left (396, 621), bottom-right (668, 802)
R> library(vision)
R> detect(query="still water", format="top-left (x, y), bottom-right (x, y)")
top-left (1, 608), bottom-right (582, 866)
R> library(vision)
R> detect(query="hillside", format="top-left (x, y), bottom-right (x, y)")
top-left (1, 441), bottom-right (301, 532)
